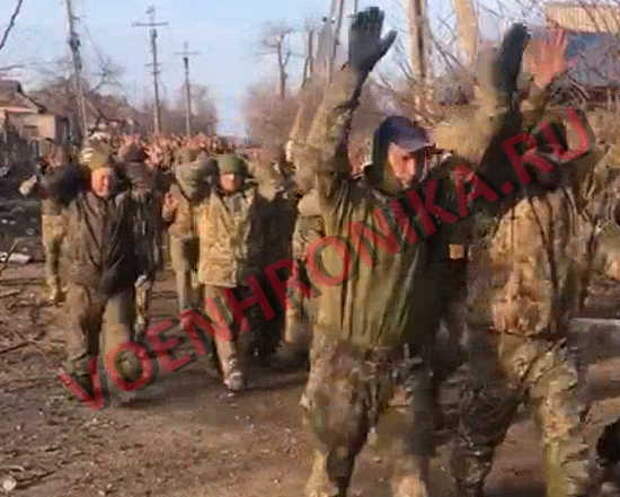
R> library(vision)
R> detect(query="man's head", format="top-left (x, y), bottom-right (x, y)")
top-left (373, 116), bottom-right (433, 191)
top-left (90, 167), bottom-right (117, 199)
top-left (217, 154), bottom-right (247, 193)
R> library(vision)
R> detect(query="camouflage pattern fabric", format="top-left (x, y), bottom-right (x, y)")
top-left (302, 336), bottom-right (434, 497)
top-left (451, 330), bottom-right (591, 497)
top-left (41, 214), bottom-right (67, 298)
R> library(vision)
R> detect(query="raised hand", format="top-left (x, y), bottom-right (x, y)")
top-left (528, 29), bottom-right (571, 89)
top-left (348, 7), bottom-right (397, 75)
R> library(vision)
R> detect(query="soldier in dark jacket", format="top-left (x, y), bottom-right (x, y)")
top-left (49, 145), bottom-right (148, 397)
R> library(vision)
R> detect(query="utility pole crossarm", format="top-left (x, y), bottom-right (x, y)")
top-left (64, 0), bottom-right (88, 142)
top-left (132, 5), bottom-right (169, 135)
top-left (175, 42), bottom-right (200, 137)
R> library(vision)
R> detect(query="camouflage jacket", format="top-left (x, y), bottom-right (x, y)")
top-left (465, 101), bottom-right (602, 337)
top-left (300, 66), bottom-right (516, 349)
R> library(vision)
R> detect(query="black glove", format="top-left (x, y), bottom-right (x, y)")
top-left (348, 7), bottom-right (397, 75)
top-left (495, 23), bottom-right (530, 97)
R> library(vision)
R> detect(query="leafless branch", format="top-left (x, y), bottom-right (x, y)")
top-left (0, 0), bottom-right (25, 53)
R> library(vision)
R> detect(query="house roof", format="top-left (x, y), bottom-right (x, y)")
top-left (0, 80), bottom-right (46, 113)
top-left (566, 31), bottom-right (620, 88)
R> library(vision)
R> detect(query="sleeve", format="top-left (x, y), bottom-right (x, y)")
top-left (303, 66), bottom-right (364, 205)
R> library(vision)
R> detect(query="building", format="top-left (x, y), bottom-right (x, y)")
top-left (0, 80), bottom-right (69, 144)
top-left (544, 3), bottom-right (620, 106)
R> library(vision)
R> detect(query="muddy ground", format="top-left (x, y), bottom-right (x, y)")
top-left (1, 262), bottom-right (620, 497)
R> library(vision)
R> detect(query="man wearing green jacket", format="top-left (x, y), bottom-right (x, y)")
top-left (299, 8), bottom-right (530, 497)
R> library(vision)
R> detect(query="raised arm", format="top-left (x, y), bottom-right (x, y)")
top-left (304, 7), bottom-right (396, 201)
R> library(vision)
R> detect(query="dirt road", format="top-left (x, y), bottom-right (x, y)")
top-left (1, 263), bottom-right (619, 497)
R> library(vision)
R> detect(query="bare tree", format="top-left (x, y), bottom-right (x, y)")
top-left (0, 0), bottom-right (25, 53)
top-left (258, 22), bottom-right (295, 100)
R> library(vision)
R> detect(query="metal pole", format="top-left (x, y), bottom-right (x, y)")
top-left (64, 0), bottom-right (88, 141)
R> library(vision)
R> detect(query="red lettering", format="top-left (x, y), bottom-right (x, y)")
top-left (204, 296), bottom-right (233, 342)
top-left (58, 357), bottom-right (106, 410)
top-left (306, 236), bottom-right (353, 286)
top-left (404, 189), bottom-right (436, 237)
top-left (146, 319), bottom-right (192, 373)
top-left (502, 133), bottom-right (555, 186)
top-left (453, 165), bottom-right (499, 218)
top-left (264, 258), bottom-right (313, 311)
top-left (422, 178), bottom-right (459, 224)
top-left (224, 276), bottom-right (275, 334)
top-left (179, 310), bottom-right (211, 356)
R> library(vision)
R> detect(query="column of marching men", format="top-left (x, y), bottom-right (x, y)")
top-left (20, 7), bottom-right (620, 496)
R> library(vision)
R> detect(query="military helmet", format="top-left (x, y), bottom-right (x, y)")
top-left (216, 154), bottom-right (248, 176)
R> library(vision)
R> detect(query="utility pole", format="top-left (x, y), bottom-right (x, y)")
top-left (175, 42), bottom-right (200, 137)
top-left (133, 6), bottom-right (168, 135)
top-left (302, 28), bottom-right (315, 87)
top-left (64, 0), bottom-right (88, 142)
top-left (353, 0), bottom-right (359, 14)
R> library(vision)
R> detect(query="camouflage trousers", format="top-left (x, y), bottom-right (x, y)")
top-left (283, 259), bottom-right (317, 353)
top-left (134, 276), bottom-right (154, 338)
top-left (41, 214), bottom-right (66, 295)
top-left (302, 334), bottom-right (434, 497)
top-left (170, 236), bottom-right (200, 312)
top-left (64, 283), bottom-right (141, 382)
top-left (451, 330), bottom-right (592, 497)
top-left (203, 285), bottom-right (263, 383)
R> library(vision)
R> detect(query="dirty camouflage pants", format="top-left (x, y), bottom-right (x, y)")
top-left (65, 284), bottom-right (140, 382)
top-left (41, 214), bottom-right (66, 292)
top-left (302, 335), bottom-right (434, 497)
top-left (170, 236), bottom-right (200, 312)
top-left (134, 277), bottom-right (153, 337)
top-left (451, 330), bottom-right (592, 497)
top-left (203, 285), bottom-right (263, 380)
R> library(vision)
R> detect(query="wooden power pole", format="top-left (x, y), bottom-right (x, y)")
top-left (175, 42), bottom-right (200, 137)
top-left (64, 0), bottom-right (88, 141)
top-left (133, 6), bottom-right (168, 135)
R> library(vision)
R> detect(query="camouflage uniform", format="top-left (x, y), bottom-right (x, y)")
top-left (299, 58), bottom-right (515, 497)
top-left (284, 189), bottom-right (324, 353)
top-left (177, 154), bottom-right (274, 390)
top-left (163, 182), bottom-right (202, 312)
top-left (20, 163), bottom-right (67, 302)
top-left (449, 95), bottom-right (606, 496)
